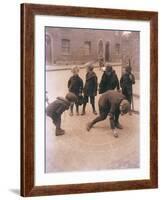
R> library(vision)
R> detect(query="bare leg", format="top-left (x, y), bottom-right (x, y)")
top-left (69, 104), bottom-right (74, 116)
top-left (87, 112), bottom-right (107, 131)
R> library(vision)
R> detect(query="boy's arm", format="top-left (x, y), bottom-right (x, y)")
top-left (68, 78), bottom-right (71, 89)
top-left (115, 74), bottom-right (120, 90)
top-left (94, 75), bottom-right (98, 95)
top-left (99, 73), bottom-right (106, 93)
top-left (109, 104), bottom-right (119, 137)
top-left (109, 102), bottom-right (117, 116)
top-left (55, 104), bottom-right (68, 115)
top-left (79, 79), bottom-right (84, 94)
top-left (131, 74), bottom-right (135, 84)
top-left (120, 75), bottom-right (123, 89)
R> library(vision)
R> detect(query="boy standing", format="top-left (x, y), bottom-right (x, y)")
top-left (81, 65), bottom-right (98, 115)
top-left (46, 92), bottom-right (77, 136)
top-left (99, 65), bottom-right (120, 94)
top-left (120, 66), bottom-right (135, 110)
top-left (68, 66), bottom-right (83, 116)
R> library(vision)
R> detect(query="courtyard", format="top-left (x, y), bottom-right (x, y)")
top-left (45, 67), bottom-right (140, 173)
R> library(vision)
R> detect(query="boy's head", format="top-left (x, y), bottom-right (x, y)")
top-left (71, 66), bottom-right (79, 75)
top-left (125, 65), bottom-right (132, 73)
top-left (119, 99), bottom-right (131, 115)
top-left (65, 92), bottom-right (77, 103)
top-left (86, 65), bottom-right (94, 72)
top-left (105, 65), bottom-right (112, 76)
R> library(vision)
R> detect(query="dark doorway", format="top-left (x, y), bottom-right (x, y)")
top-left (45, 34), bottom-right (52, 65)
top-left (105, 42), bottom-right (110, 62)
top-left (98, 40), bottom-right (104, 57)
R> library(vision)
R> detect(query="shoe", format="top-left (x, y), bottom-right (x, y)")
top-left (69, 112), bottom-right (73, 116)
top-left (115, 123), bottom-right (123, 129)
top-left (55, 129), bottom-right (65, 136)
top-left (93, 110), bottom-right (97, 115)
top-left (129, 111), bottom-right (132, 115)
top-left (81, 111), bottom-right (85, 115)
top-left (113, 132), bottom-right (118, 138)
top-left (86, 122), bottom-right (93, 131)
top-left (113, 130), bottom-right (119, 138)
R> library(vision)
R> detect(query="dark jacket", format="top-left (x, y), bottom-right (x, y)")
top-left (46, 97), bottom-right (70, 118)
top-left (99, 90), bottom-right (125, 115)
top-left (83, 71), bottom-right (98, 96)
top-left (68, 75), bottom-right (83, 96)
top-left (99, 70), bottom-right (119, 94)
top-left (120, 72), bottom-right (135, 95)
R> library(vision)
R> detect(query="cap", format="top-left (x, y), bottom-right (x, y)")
top-left (65, 92), bottom-right (77, 102)
top-left (125, 66), bottom-right (132, 72)
top-left (87, 65), bottom-right (94, 71)
top-left (105, 65), bottom-right (112, 72)
top-left (71, 66), bottom-right (80, 74)
top-left (120, 99), bottom-right (131, 114)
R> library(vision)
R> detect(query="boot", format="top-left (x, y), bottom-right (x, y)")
top-left (69, 105), bottom-right (73, 116)
top-left (115, 122), bottom-right (123, 129)
top-left (81, 104), bottom-right (86, 115)
top-left (86, 122), bottom-right (93, 131)
top-left (76, 106), bottom-right (79, 116)
top-left (92, 104), bottom-right (97, 115)
top-left (129, 110), bottom-right (132, 115)
top-left (55, 128), bottom-right (65, 136)
top-left (93, 110), bottom-right (97, 115)
top-left (69, 111), bottom-right (73, 116)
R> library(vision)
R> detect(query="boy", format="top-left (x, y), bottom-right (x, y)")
top-left (99, 65), bottom-right (120, 94)
top-left (68, 66), bottom-right (83, 116)
top-left (86, 90), bottom-right (130, 138)
top-left (46, 92), bottom-right (77, 136)
top-left (120, 66), bottom-right (135, 107)
top-left (81, 65), bottom-right (98, 115)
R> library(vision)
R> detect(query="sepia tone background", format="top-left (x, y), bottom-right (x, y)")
top-left (45, 27), bottom-right (140, 173)
top-left (46, 27), bottom-right (139, 78)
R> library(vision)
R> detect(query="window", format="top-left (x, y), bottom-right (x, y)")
top-left (84, 41), bottom-right (91, 55)
top-left (45, 34), bottom-right (52, 65)
top-left (61, 39), bottom-right (70, 54)
top-left (115, 43), bottom-right (120, 54)
top-left (98, 39), bottom-right (104, 57)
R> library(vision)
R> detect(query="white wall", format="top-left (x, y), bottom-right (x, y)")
top-left (0, 0), bottom-right (161, 199)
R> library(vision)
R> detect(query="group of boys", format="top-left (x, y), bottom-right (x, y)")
top-left (46, 64), bottom-right (135, 137)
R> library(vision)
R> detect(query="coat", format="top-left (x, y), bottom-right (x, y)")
top-left (68, 75), bottom-right (83, 96)
top-left (120, 72), bottom-right (135, 95)
top-left (83, 71), bottom-right (98, 97)
top-left (46, 97), bottom-right (70, 118)
top-left (98, 90), bottom-right (125, 115)
top-left (99, 70), bottom-right (119, 94)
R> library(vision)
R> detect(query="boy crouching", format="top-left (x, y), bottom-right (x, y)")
top-left (46, 92), bottom-right (77, 136)
top-left (86, 90), bottom-right (130, 138)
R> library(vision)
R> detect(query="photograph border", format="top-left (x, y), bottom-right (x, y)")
top-left (21, 3), bottom-right (158, 197)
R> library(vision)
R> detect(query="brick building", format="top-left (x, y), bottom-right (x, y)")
top-left (45, 27), bottom-right (140, 78)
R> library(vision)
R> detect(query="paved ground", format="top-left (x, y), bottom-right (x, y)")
top-left (45, 67), bottom-right (140, 173)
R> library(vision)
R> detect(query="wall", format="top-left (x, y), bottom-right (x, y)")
top-left (46, 27), bottom-right (139, 75)
top-left (0, 0), bottom-right (161, 200)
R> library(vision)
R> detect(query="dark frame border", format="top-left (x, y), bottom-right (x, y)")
top-left (21, 3), bottom-right (158, 197)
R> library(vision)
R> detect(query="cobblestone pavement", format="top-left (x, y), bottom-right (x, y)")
top-left (45, 67), bottom-right (140, 172)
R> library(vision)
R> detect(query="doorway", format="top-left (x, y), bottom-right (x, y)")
top-left (105, 42), bottom-right (110, 62)
top-left (45, 34), bottom-right (52, 65)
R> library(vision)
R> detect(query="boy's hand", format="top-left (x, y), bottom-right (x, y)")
top-left (112, 129), bottom-right (118, 138)
top-left (129, 74), bottom-right (133, 80)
